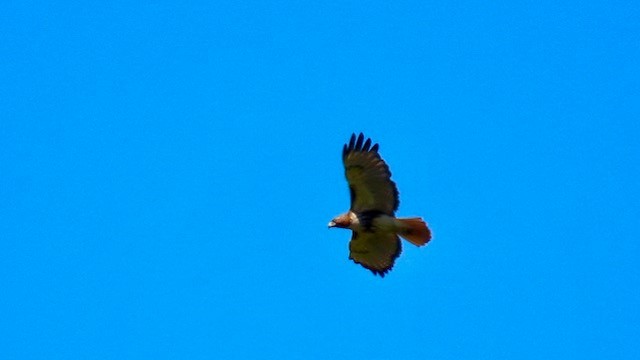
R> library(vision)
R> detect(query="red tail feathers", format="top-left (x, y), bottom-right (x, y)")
top-left (397, 217), bottom-right (432, 247)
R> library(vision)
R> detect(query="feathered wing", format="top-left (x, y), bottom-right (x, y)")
top-left (343, 133), bottom-right (399, 215)
top-left (349, 230), bottom-right (401, 277)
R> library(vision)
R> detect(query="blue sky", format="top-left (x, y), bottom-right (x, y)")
top-left (1, 1), bottom-right (639, 359)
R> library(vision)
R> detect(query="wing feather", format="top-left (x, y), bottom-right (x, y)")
top-left (343, 133), bottom-right (399, 214)
top-left (349, 230), bottom-right (401, 277)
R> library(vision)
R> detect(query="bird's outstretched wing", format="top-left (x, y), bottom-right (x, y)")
top-left (349, 230), bottom-right (401, 277)
top-left (342, 133), bottom-right (399, 215)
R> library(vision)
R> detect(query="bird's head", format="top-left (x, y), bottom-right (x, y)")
top-left (328, 213), bottom-right (351, 229)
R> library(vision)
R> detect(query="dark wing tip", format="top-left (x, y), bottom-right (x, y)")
top-left (355, 133), bottom-right (364, 150)
top-left (362, 138), bottom-right (371, 151)
top-left (348, 258), bottom-right (393, 277)
top-left (348, 133), bottom-right (357, 150)
top-left (343, 133), bottom-right (379, 157)
top-left (371, 268), bottom-right (391, 277)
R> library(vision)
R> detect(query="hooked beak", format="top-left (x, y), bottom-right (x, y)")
top-left (328, 221), bottom-right (336, 228)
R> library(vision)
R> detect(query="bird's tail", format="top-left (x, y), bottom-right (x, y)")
top-left (397, 217), bottom-right (432, 247)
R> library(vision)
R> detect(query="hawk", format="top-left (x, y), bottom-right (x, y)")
top-left (328, 133), bottom-right (432, 277)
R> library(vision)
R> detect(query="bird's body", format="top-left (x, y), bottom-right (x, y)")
top-left (329, 133), bottom-right (432, 277)
top-left (330, 211), bottom-right (399, 234)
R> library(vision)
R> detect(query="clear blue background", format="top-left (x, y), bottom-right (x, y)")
top-left (2, 1), bottom-right (639, 359)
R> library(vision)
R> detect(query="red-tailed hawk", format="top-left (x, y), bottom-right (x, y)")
top-left (328, 133), bottom-right (432, 277)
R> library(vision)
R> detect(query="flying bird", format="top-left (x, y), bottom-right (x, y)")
top-left (328, 133), bottom-right (432, 277)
